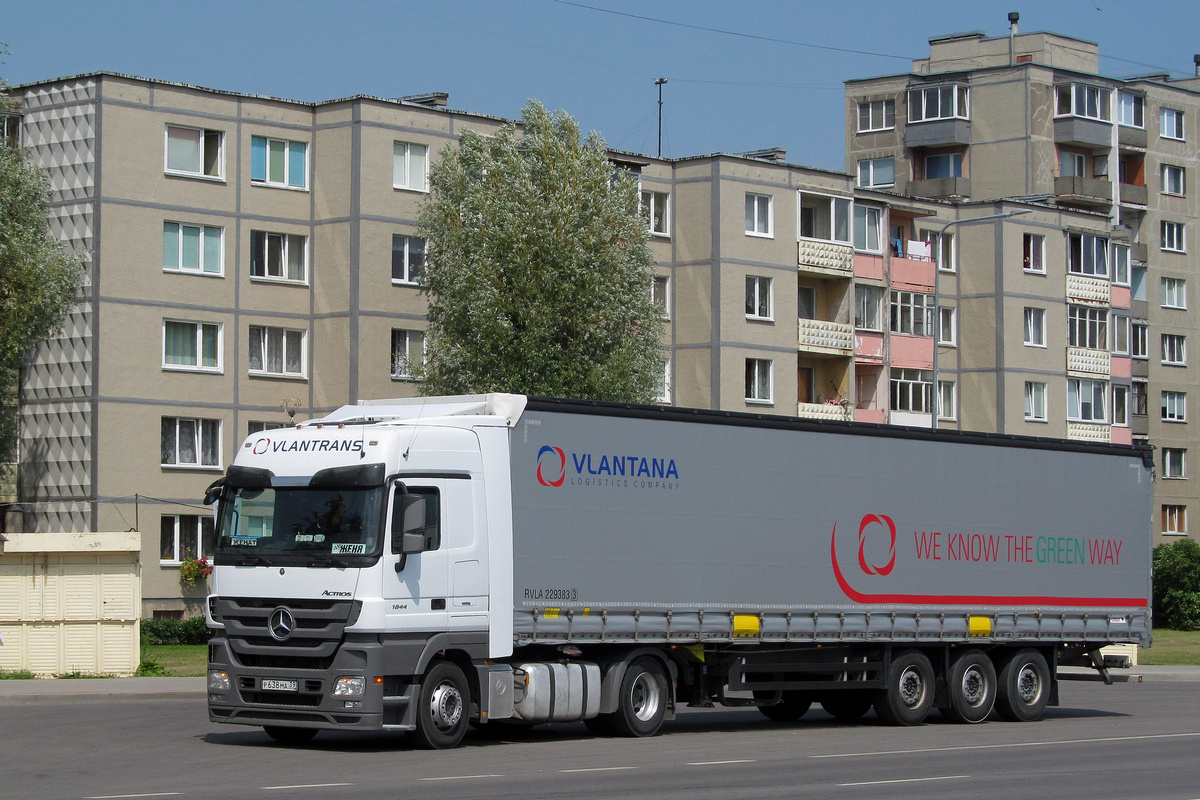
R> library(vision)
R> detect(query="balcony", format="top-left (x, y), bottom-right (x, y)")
top-left (1067, 347), bottom-right (1111, 377)
top-left (1066, 274), bottom-right (1110, 306)
top-left (890, 255), bottom-right (936, 292)
top-left (798, 240), bottom-right (854, 277)
top-left (854, 408), bottom-right (886, 424)
top-left (904, 119), bottom-right (972, 148)
top-left (1118, 125), bottom-right (1147, 149)
top-left (798, 318), bottom-right (854, 356)
top-left (854, 330), bottom-right (885, 363)
top-left (1118, 183), bottom-right (1147, 206)
top-left (1130, 242), bottom-right (1148, 263)
top-left (908, 177), bottom-right (971, 199)
top-left (1054, 117), bottom-right (1112, 148)
top-left (1054, 176), bottom-right (1112, 207)
top-left (1067, 421), bottom-right (1110, 443)
top-left (797, 401), bottom-right (853, 422)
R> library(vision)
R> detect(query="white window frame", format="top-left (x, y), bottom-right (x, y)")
top-left (1132, 380), bottom-right (1149, 416)
top-left (1067, 378), bottom-right (1108, 423)
top-left (1068, 305), bottom-right (1108, 350)
top-left (1067, 232), bottom-right (1109, 277)
top-left (1163, 504), bottom-right (1187, 535)
top-left (1162, 220), bottom-right (1186, 253)
top-left (1113, 314), bottom-right (1131, 356)
top-left (1112, 244), bottom-right (1130, 286)
top-left (164, 125), bottom-right (224, 180)
top-left (391, 329), bottom-right (426, 380)
top-left (1055, 84), bottom-right (1111, 122)
top-left (159, 514), bottom-right (215, 566)
top-left (854, 204), bottom-right (883, 252)
top-left (854, 284), bottom-right (883, 332)
top-left (920, 229), bottom-right (956, 272)
top-left (1132, 322), bottom-right (1149, 359)
top-left (1161, 107), bottom-right (1185, 141)
top-left (1113, 384), bottom-right (1129, 427)
top-left (1163, 448), bottom-right (1186, 480)
top-left (1023, 233), bottom-right (1046, 274)
top-left (745, 358), bottom-right (773, 404)
top-left (393, 141), bottom-right (429, 191)
top-left (1023, 307), bottom-right (1047, 348)
top-left (745, 193), bottom-right (773, 237)
top-left (652, 275), bottom-right (670, 319)
top-left (640, 190), bottom-right (670, 236)
top-left (1162, 164), bottom-right (1185, 196)
top-left (857, 99), bottom-right (895, 132)
top-left (923, 152), bottom-right (964, 180)
top-left (1162, 277), bottom-right (1187, 309)
top-left (161, 416), bottom-right (222, 469)
top-left (745, 276), bottom-right (773, 321)
top-left (1162, 333), bottom-right (1187, 366)
top-left (798, 192), bottom-right (851, 245)
top-left (937, 379), bottom-right (956, 421)
top-left (248, 325), bottom-right (307, 379)
top-left (657, 358), bottom-right (672, 404)
top-left (857, 158), bottom-right (895, 189)
top-left (162, 319), bottom-right (222, 373)
top-left (250, 230), bottom-right (308, 283)
top-left (250, 135), bottom-right (308, 189)
top-left (890, 290), bottom-right (934, 336)
top-left (1117, 92), bottom-right (1145, 128)
top-left (392, 234), bottom-right (426, 285)
top-left (907, 84), bottom-right (969, 123)
top-left (938, 306), bottom-right (956, 346)
top-left (1162, 390), bottom-right (1187, 422)
top-left (890, 368), bottom-right (933, 414)
top-left (163, 221), bottom-right (224, 276)
top-left (1025, 381), bottom-right (1048, 422)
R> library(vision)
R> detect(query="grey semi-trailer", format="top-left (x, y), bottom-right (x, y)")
top-left (204, 394), bottom-right (1153, 748)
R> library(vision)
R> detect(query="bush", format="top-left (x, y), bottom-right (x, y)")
top-left (134, 658), bottom-right (169, 677)
top-left (141, 616), bottom-right (211, 646)
top-left (1153, 538), bottom-right (1200, 629)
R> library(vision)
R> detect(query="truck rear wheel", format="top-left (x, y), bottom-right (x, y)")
top-left (873, 650), bottom-right (934, 726)
top-left (755, 690), bottom-right (812, 721)
top-left (820, 692), bottom-right (873, 720)
top-left (263, 726), bottom-right (318, 744)
top-left (940, 649), bottom-right (996, 724)
top-left (995, 649), bottom-right (1050, 722)
top-left (609, 657), bottom-right (668, 737)
top-left (411, 661), bottom-right (470, 749)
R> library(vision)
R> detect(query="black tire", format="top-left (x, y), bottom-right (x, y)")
top-left (263, 726), bottom-right (318, 744)
top-left (755, 690), bottom-right (812, 721)
top-left (608, 657), bottom-right (669, 737)
top-left (873, 650), bottom-right (935, 726)
top-left (941, 649), bottom-right (997, 724)
top-left (820, 692), bottom-right (874, 721)
top-left (995, 648), bottom-right (1051, 722)
top-left (411, 661), bottom-right (471, 749)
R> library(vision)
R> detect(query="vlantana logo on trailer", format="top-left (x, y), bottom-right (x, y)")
top-left (536, 445), bottom-right (680, 491)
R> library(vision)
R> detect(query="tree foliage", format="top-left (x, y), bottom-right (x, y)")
top-left (416, 100), bottom-right (664, 402)
top-left (0, 91), bottom-right (85, 462)
top-left (1152, 537), bottom-right (1200, 630)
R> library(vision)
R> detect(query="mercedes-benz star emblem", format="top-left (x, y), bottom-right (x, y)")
top-left (268, 607), bottom-right (295, 641)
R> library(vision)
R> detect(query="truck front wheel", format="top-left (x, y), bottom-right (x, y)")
top-left (995, 649), bottom-right (1050, 722)
top-left (941, 649), bottom-right (997, 724)
top-left (411, 661), bottom-right (470, 749)
top-left (873, 650), bottom-right (934, 726)
top-left (609, 657), bottom-right (668, 737)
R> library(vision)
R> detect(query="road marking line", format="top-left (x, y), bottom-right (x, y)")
top-left (687, 759), bottom-right (757, 765)
top-left (262, 783), bottom-right (353, 790)
top-left (811, 731), bottom-right (1200, 759)
top-left (839, 775), bottom-right (969, 787)
top-left (559, 766), bottom-right (637, 773)
top-left (85, 795), bottom-right (185, 799)
top-left (417, 775), bottom-right (503, 782)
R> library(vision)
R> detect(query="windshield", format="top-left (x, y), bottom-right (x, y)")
top-left (215, 485), bottom-right (385, 567)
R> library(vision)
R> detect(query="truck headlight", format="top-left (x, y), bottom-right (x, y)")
top-left (332, 676), bottom-right (366, 698)
top-left (208, 670), bottom-right (231, 692)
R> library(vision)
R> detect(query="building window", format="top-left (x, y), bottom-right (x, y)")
top-left (857, 99), bottom-right (895, 132)
top-left (1113, 314), bottom-right (1130, 355)
top-left (392, 235), bottom-right (426, 284)
top-left (1, 113), bottom-right (20, 147)
top-left (1162, 221), bottom-right (1186, 253)
top-left (908, 84), bottom-right (969, 123)
top-left (640, 190), bottom-right (669, 235)
top-left (1163, 505), bottom-right (1187, 535)
top-left (164, 125), bottom-right (223, 179)
top-left (1025, 382), bottom-right (1047, 422)
top-left (891, 368), bottom-right (932, 413)
top-left (249, 326), bottom-right (306, 378)
top-left (745, 193), bottom-right (773, 237)
top-left (1162, 390), bottom-right (1187, 422)
top-left (924, 152), bottom-right (963, 179)
top-left (915, 230), bottom-right (955, 272)
top-left (652, 275), bottom-right (670, 318)
top-left (1131, 381), bottom-right (1148, 416)
top-left (937, 380), bottom-right (956, 420)
top-left (798, 193), bottom-right (850, 244)
top-left (938, 307), bottom-right (956, 346)
top-left (798, 286), bottom-right (817, 320)
top-left (853, 205), bottom-right (883, 252)
top-left (1068, 378), bottom-right (1107, 423)
top-left (857, 158), bottom-right (895, 189)
top-left (248, 421), bottom-right (288, 435)
top-left (1113, 384), bottom-right (1129, 426)
top-left (1112, 244), bottom-right (1131, 286)
top-left (890, 291), bottom-right (934, 336)
top-left (393, 141), bottom-right (429, 191)
top-left (1023, 307), bottom-right (1046, 347)
top-left (1022, 233), bottom-right (1045, 274)
top-left (1132, 265), bottom-right (1147, 301)
top-left (1162, 277), bottom-right (1187, 309)
top-left (1163, 448), bottom-right (1186, 479)
top-left (1117, 92), bottom-right (1145, 128)
top-left (160, 514), bottom-right (215, 565)
top-left (1067, 232), bottom-right (1109, 277)
top-left (250, 231), bottom-right (307, 283)
top-left (391, 329), bottom-right (425, 380)
top-left (1162, 333), bottom-right (1187, 366)
top-left (1068, 306), bottom-right (1108, 350)
top-left (163, 222), bottom-right (223, 275)
top-left (250, 135), bottom-right (307, 189)
top-left (1055, 84), bottom-right (1110, 121)
top-left (1132, 322), bottom-right (1149, 359)
top-left (657, 358), bottom-right (672, 404)
top-left (1162, 164), bottom-right (1185, 196)
top-left (745, 276), bottom-right (773, 321)
top-left (745, 358), bottom-right (773, 403)
top-left (163, 320), bottom-right (221, 372)
top-left (1160, 107), bottom-right (1185, 141)
top-left (855, 284), bottom-right (883, 331)
top-left (161, 417), bottom-right (221, 468)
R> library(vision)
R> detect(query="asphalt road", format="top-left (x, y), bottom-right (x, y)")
top-left (2, 676), bottom-right (1199, 800)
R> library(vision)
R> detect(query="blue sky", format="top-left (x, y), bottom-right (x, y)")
top-left (3, 0), bottom-right (1197, 171)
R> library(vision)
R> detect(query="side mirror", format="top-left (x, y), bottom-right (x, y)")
top-left (399, 532), bottom-right (425, 555)
top-left (392, 494), bottom-right (427, 557)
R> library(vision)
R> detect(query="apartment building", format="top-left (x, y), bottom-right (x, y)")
top-left (845, 25), bottom-right (1200, 544)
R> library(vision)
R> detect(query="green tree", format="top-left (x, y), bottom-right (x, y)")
top-left (0, 84), bottom-right (85, 462)
top-left (416, 100), bottom-right (664, 402)
top-left (1152, 537), bottom-right (1200, 630)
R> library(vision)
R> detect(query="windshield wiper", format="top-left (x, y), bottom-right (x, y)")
top-left (307, 553), bottom-right (351, 569)
top-left (228, 549), bottom-right (270, 567)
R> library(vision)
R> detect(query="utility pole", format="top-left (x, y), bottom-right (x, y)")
top-left (655, 78), bottom-right (667, 158)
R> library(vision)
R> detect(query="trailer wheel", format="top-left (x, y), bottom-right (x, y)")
top-left (873, 650), bottom-right (934, 726)
top-left (995, 649), bottom-right (1050, 722)
top-left (411, 661), bottom-right (470, 749)
top-left (609, 657), bottom-right (668, 737)
top-left (263, 726), bottom-right (318, 744)
top-left (941, 650), bottom-right (997, 724)
top-left (755, 690), bottom-right (812, 721)
top-left (820, 692), bottom-right (873, 721)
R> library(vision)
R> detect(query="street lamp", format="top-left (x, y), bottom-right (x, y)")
top-left (930, 209), bottom-right (1031, 428)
